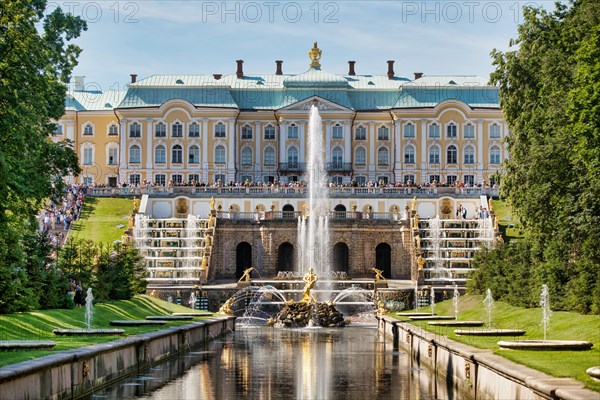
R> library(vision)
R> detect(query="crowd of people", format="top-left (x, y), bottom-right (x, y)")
top-left (38, 184), bottom-right (87, 249)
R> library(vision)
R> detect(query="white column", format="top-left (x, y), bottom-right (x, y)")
top-left (343, 122), bottom-right (351, 163)
top-left (279, 122), bottom-right (286, 164)
top-left (394, 119), bottom-right (401, 174)
top-left (145, 118), bottom-right (153, 182)
top-left (477, 119), bottom-right (484, 181)
top-left (368, 122), bottom-right (375, 178)
top-left (325, 121), bottom-right (331, 163)
top-left (202, 118), bottom-right (209, 183)
top-left (227, 118), bottom-right (235, 182)
top-left (255, 121), bottom-right (261, 180)
top-left (119, 119), bottom-right (127, 183)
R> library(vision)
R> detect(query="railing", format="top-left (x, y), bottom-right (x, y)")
top-left (278, 162), bottom-right (306, 172)
top-left (87, 186), bottom-right (499, 197)
top-left (216, 210), bottom-right (407, 221)
top-left (325, 162), bottom-right (352, 173)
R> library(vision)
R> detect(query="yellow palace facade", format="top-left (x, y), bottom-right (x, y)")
top-left (55, 46), bottom-right (506, 187)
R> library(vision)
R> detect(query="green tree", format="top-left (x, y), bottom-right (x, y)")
top-left (480, 0), bottom-right (600, 313)
top-left (0, 1), bottom-right (86, 312)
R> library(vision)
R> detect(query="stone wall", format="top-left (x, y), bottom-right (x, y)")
top-left (209, 218), bottom-right (413, 280)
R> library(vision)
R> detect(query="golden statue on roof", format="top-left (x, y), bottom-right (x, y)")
top-left (309, 42), bottom-right (322, 68)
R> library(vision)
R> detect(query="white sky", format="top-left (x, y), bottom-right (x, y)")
top-left (48, 0), bottom-right (555, 91)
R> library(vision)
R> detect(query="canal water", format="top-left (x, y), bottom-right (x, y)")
top-left (88, 326), bottom-right (454, 399)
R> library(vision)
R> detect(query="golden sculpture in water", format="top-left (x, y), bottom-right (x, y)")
top-left (371, 268), bottom-right (386, 282)
top-left (301, 267), bottom-right (318, 303)
top-left (302, 202), bottom-right (310, 218)
top-left (209, 197), bottom-right (216, 211)
top-left (218, 298), bottom-right (234, 315)
top-left (308, 42), bottom-right (322, 68)
top-left (375, 299), bottom-right (388, 315)
top-left (238, 267), bottom-right (254, 283)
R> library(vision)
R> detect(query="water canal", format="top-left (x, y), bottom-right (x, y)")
top-left (88, 326), bottom-right (455, 399)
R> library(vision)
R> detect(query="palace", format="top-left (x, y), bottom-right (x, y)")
top-left (55, 45), bottom-right (505, 187)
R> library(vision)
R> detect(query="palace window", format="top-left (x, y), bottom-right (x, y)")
top-left (446, 175), bottom-right (458, 185)
top-left (188, 174), bottom-right (199, 185)
top-left (429, 146), bottom-right (440, 164)
top-left (354, 176), bottom-right (367, 185)
top-left (447, 145), bottom-right (458, 164)
top-left (446, 123), bottom-right (457, 138)
top-left (429, 175), bottom-right (440, 184)
top-left (241, 125), bottom-right (253, 139)
top-left (464, 123), bottom-right (475, 138)
top-left (154, 174), bottom-right (166, 186)
top-left (428, 123), bottom-right (440, 138)
top-left (83, 124), bottom-right (93, 136)
top-left (155, 122), bottom-right (166, 137)
top-left (490, 146), bottom-right (501, 164)
top-left (287, 147), bottom-right (299, 163)
top-left (215, 145), bottom-right (226, 164)
top-left (464, 145), bottom-right (475, 164)
top-left (264, 147), bottom-right (275, 166)
top-left (189, 145), bottom-right (200, 164)
top-left (332, 124), bottom-right (343, 139)
top-left (332, 147), bottom-right (343, 165)
top-left (172, 122), bottom-right (183, 137)
top-left (155, 145), bottom-right (166, 163)
top-left (404, 175), bottom-right (415, 185)
top-left (108, 124), bottom-right (118, 136)
top-left (378, 126), bottom-right (389, 140)
top-left (172, 174), bottom-right (183, 184)
top-left (129, 145), bottom-right (141, 164)
top-left (287, 124), bottom-right (299, 139)
top-left (108, 147), bottom-right (118, 165)
top-left (214, 174), bottom-right (226, 184)
top-left (53, 123), bottom-right (63, 135)
top-left (129, 174), bottom-right (140, 185)
top-left (83, 147), bottom-right (93, 165)
top-left (377, 147), bottom-right (389, 166)
top-left (354, 147), bottom-right (366, 166)
top-left (264, 125), bottom-right (276, 140)
top-left (189, 122), bottom-right (200, 137)
top-left (215, 122), bottom-right (226, 138)
top-left (404, 123), bottom-right (415, 138)
top-left (172, 144), bottom-right (183, 164)
top-left (355, 126), bottom-right (366, 140)
top-left (490, 123), bottom-right (501, 138)
top-left (129, 122), bottom-right (140, 138)
top-left (241, 147), bottom-right (253, 166)
top-left (464, 175), bottom-right (475, 186)
top-left (404, 145), bottom-right (415, 164)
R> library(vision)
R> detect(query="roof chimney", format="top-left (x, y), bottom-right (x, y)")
top-left (73, 76), bottom-right (85, 91)
top-left (236, 59), bottom-right (244, 78)
top-left (130, 74), bottom-right (137, 84)
top-left (213, 74), bottom-right (222, 80)
top-left (348, 61), bottom-right (356, 76)
top-left (275, 60), bottom-right (283, 75)
top-left (414, 72), bottom-right (423, 80)
top-left (387, 60), bottom-right (395, 79)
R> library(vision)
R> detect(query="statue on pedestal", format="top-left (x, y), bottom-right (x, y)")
top-left (301, 267), bottom-right (318, 303)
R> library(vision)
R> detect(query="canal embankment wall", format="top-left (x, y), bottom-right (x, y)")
top-left (377, 316), bottom-right (596, 400)
top-left (0, 316), bottom-right (235, 400)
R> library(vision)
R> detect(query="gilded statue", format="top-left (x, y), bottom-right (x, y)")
top-left (127, 214), bottom-right (135, 230)
top-left (132, 197), bottom-right (140, 213)
top-left (302, 202), bottom-right (310, 218)
top-left (238, 267), bottom-right (254, 283)
top-left (209, 197), bottom-right (216, 211)
top-left (218, 298), bottom-right (234, 316)
top-left (375, 299), bottom-right (388, 316)
top-left (417, 253), bottom-right (426, 270)
top-left (301, 267), bottom-right (318, 303)
top-left (411, 196), bottom-right (417, 213)
top-left (371, 268), bottom-right (386, 283)
top-left (308, 42), bottom-right (322, 68)
top-left (488, 198), bottom-right (494, 212)
top-left (201, 256), bottom-right (208, 270)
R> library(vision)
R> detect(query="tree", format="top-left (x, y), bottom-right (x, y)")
top-left (0, 1), bottom-right (86, 312)
top-left (481, 0), bottom-right (600, 313)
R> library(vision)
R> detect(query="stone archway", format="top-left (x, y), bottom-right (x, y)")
top-left (332, 242), bottom-right (349, 273)
top-left (375, 243), bottom-right (392, 278)
top-left (282, 204), bottom-right (295, 219)
top-left (277, 242), bottom-right (294, 272)
top-left (236, 242), bottom-right (252, 279)
top-left (333, 204), bottom-right (347, 219)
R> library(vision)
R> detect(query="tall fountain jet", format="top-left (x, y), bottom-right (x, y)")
top-left (298, 104), bottom-right (330, 279)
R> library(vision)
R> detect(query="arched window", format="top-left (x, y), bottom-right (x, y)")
top-left (155, 145), bottom-right (166, 163)
top-left (129, 145), bottom-right (140, 164)
top-left (189, 122), bottom-right (200, 137)
top-left (490, 123), bottom-right (501, 138)
top-left (464, 123), bottom-right (475, 138)
top-left (172, 144), bottom-right (183, 164)
top-left (215, 145), bottom-right (226, 164)
top-left (241, 124), bottom-right (253, 139)
top-left (83, 124), bottom-right (94, 136)
top-left (429, 145), bottom-right (440, 164)
top-left (332, 123), bottom-right (343, 139)
top-left (377, 126), bottom-right (389, 140)
top-left (403, 122), bottom-right (415, 138)
top-left (107, 144), bottom-right (118, 165)
top-left (189, 145), bottom-right (199, 164)
top-left (447, 145), bottom-right (458, 164)
top-left (108, 125), bottom-right (118, 136)
top-left (264, 125), bottom-right (276, 140)
top-left (429, 123), bottom-right (440, 138)
top-left (287, 146), bottom-right (298, 164)
top-left (332, 243), bottom-right (349, 273)
top-left (241, 147), bottom-right (253, 166)
top-left (129, 122), bottom-right (140, 138)
top-left (264, 147), bottom-right (275, 166)
top-left (446, 122), bottom-right (457, 138)
top-left (404, 145), bottom-right (415, 164)
top-left (355, 147), bottom-right (366, 166)
top-left (155, 122), bottom-right (166, 137)
top-left (214, 122), bottom-right (226, 137)
top-left (332, 146), bottom-right (343, 165)
top-left (490, 146), bottom-right (501, 164)
top-left (82, 144), bottom-right (94, 165)
top-left (172, 122), bottom-right (183, 137)
top-left (377, 147), bottom-right (389, 166)
top-left (355, 125), bottom-right (366, 140)
top-left (464, 145), bottom-right (475, 164)
top-left (277, 243), bottom-right (294, 272)
top-left (287, 124), bottom-right (298, 139)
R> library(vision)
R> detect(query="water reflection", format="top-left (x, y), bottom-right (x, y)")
top-left (90, 326), bottom-right (455, 400)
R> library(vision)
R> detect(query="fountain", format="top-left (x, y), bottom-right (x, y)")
top-left (189, 291), bottom-right (197, 310)
top-left (427, 286), bottom-right (483, 327)
top-left (54, 288), bottom-right (125, 336)
top-left (454, 288), bottom-right (523, 335)
top-left (498, 285), bottom-right (593, 350)
top-left (430, 287), bottom-right (435, 315)
top-left (452, 285), bottom-right (460, 320)
top-left (483, 288), bottom-right (494, 328)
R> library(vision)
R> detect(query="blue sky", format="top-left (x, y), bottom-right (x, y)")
top-left (51, 1), bottom-right (554, 92)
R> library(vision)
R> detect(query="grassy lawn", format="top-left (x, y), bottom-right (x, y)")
top-left (70, 197), bottom-right (133, 243)
top-left (393, 295), bottom-right (600, 391)
top-left (0, 295), bottom-right (214, 368)
top-left (492, 199), bottom-right (525, 241)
